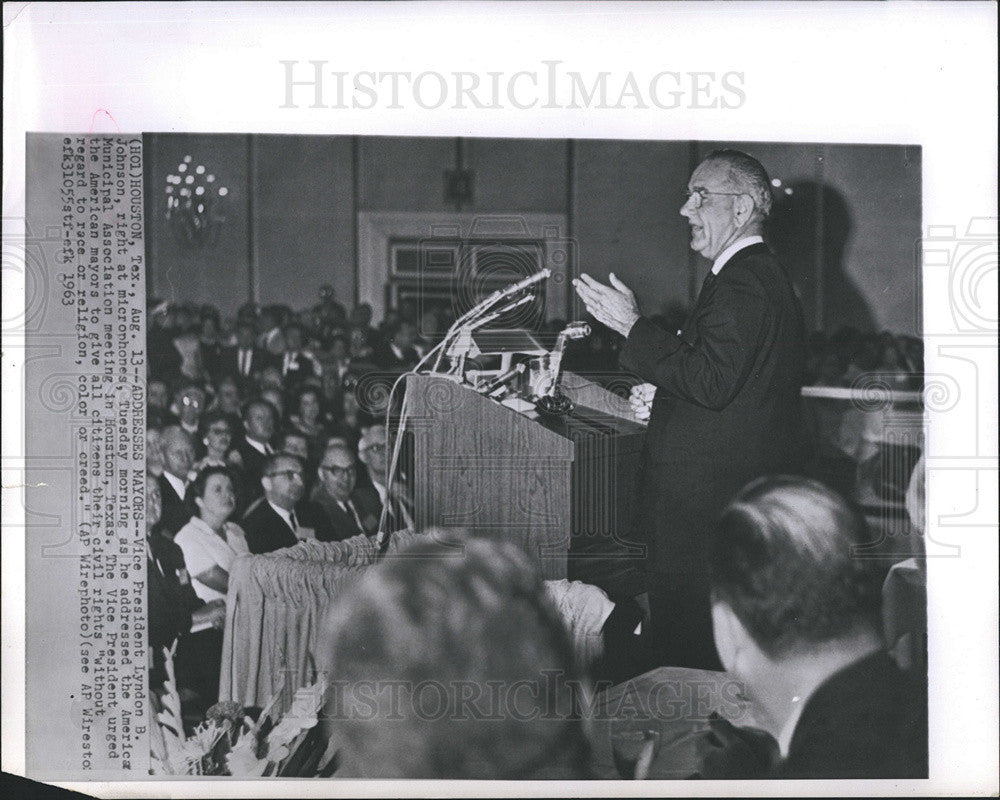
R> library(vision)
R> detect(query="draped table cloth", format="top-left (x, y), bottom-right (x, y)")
top-left (219, 533), bottom-right (423, 713)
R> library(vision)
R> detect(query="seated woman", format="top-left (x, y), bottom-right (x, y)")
top-left (287, 385), bottom-right (330, 451)
top-left (173, 467), bottom-right (249, 708)
top-left (191, 410), bottom-right (244, 477)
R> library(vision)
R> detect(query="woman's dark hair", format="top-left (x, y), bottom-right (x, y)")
top-left (198, 409), bottom-right (232, 440)
top-left (186, 465), bottom-right (235, 516)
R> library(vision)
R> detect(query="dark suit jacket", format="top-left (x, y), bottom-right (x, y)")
top-left (157, 473), bottom-right (192, 536)
top-left (236, 438), bottom-right (270, 499)
top-left (216, 345), bottom-right (273, 385)
top-left (352, 483), bottom-right (412, 537)
top-left (775, 650), bottom-right (928, 779)
top-left (310, 485), bottom-right (368, 542)
top-left (241, 497), bottom-right (332, 554)
top-left (147, 533), bottom-right (202, 684)
top-left (620, 243), bottom-right (805, 582)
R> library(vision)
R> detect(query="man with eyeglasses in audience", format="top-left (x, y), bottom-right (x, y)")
top-left (354, 424), bottom-right (414, 536)
top-left (311, 443), bottom-right (368, 542)
top-left (241, 453), bottom-right (330, 553)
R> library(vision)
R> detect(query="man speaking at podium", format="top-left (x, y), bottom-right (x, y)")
top-left (574, 150), bottom-right (805, 670)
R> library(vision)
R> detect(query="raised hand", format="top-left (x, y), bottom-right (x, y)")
top-left (572, 272), bottom-right (641, 338)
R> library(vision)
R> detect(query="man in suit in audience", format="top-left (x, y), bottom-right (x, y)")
top-left (242, 453), bottom-right (330, 553)
top-left (310, 443), bottom-right (368, 542)
top-left (218, 320), bottom-right (271, 388)
top-left (376, 319), bottom-right (420, 371)
top-left (237, 399), bottom-right (277, 499)
top-left (696, 476), bottom-right (926, 779)
top-left (574, 149), bottom-right (806, 670)
top-left (280, 321), bottom-right (323, 389)
top-left (157, 425), bottom-right (195, 537)
top-left (353, 424), bottom-right (414, 536)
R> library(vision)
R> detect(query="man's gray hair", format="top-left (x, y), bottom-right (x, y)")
top-left (704, 149), bottom-right (774, 219)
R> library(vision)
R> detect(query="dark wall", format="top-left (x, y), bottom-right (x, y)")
top-left (253, 135), bottom-right (355, 312)
top-left (145, 134), bottom-right (922, 335)
top-left (573, 139), bottom-right (694, 323)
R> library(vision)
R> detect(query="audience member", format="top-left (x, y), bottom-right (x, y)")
top-left (698, 475), bottom-right (927, 779)
top-left (238, 398), bottom-right (277, 495)
top-left (158, 426), bottom-right (196, 536)
top-left (280, 321), bottom-right (323, 388)
top-left (146, 473), bottom-right (224, 695)
top-left (354, 424), bottom-right (414, 535)
top-left (319, 534), bottom-right (591, 778)
top-left (172, 467), bottom-right (247, 708)
top-left (171, 384), bottom-right (206, 439)
top-left (310, 443), bottom-right (367, 541)
top-left (219, 319), bottom-right (270, 388)
top-left (241, 453), bottom-right (330, 553)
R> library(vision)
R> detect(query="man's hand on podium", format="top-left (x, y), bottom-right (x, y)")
top-left (629, 383), bottom-right (656, 421)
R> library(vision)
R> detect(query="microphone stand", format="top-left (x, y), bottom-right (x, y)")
top-left (375, 278), bottom-right (546, 557)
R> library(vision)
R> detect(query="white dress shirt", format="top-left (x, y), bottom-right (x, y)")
top-left (162, 471), bottom-right (187, 502)
top-left (711, 235), bottom-right (764, 275)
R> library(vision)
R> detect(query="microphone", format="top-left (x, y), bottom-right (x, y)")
top-left (560, 321), bottom-right (591, 340)
top-left (445, 294), bottom-right (535, 363)
top-left (455, 268), bottom-right (550, 328)
top-left (484, 362), bottom-right (527, 397)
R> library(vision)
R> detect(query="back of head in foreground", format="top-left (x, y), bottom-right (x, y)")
top-left (319, 534), bottom-right (591, 779)
top-left (710, 475), bottom-right (886, 665)
top-left (709, 475), bottom-right (927, 778)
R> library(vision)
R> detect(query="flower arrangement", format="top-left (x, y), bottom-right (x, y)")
top-left (151, 644), bottom-right (330, 776)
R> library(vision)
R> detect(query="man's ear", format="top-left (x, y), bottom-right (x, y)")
top-left (711, 598), bottom-right (748, 675)
top-left (733, 193), bottom-right (756, 225)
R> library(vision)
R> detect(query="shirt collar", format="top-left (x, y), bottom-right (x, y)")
top-left (163, 471), bottom-right (187, 498)
top-left (187, 515), bottom-right (216, 537)
top-left (267, 500), bottom-right (294, 529)
top-left (776, 696), bottom-right (807, 758)
top-left (245, 436), bottom-right (268, 455)
top-left (712, 235), bottom-right (764, 275)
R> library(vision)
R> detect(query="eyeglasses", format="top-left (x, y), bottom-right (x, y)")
top-left (320, 465), bottom-right (356, 477)
top-left (683, 188), bottom-right (748, 209)
top-left (361, 443), bottom-right (386, 454)
top-left (207, 426), bottom-right (230, 436)
top-left (267, 469), bottom-right (303, 481)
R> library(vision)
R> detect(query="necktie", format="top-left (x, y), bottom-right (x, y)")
top-left (702, 271), bottom-right (718, 293)
top-left (345, 500), bottom-right (364, 534)
top-left (289, 509), bottom-right (298, 533)
top-left (240, 349), bottom-right (250, 375)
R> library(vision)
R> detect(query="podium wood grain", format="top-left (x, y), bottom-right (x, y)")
top-left (406, 374), bottom-right (646, 588)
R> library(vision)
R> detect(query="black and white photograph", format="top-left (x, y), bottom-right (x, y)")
top-left (134, 133), bottom-right (928, 780)
top-left (3, 2), bottom-right (997, 796)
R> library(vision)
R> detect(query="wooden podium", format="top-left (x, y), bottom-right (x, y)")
top-left (404, 373), bottom-right (647, 592)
